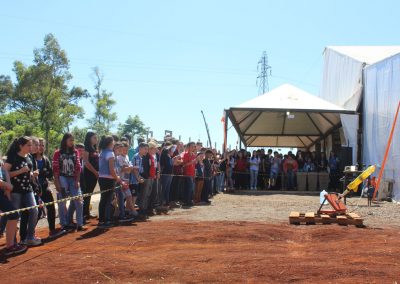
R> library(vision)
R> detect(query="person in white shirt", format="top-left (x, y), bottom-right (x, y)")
top-left (249, 151), bottom-right (261, 190)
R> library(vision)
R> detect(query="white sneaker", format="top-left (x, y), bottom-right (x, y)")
top-left (27, 237), bottom-right (42, 246)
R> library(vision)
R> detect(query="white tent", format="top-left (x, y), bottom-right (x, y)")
top-left (363, 53), bottom-right (400, 200)
top-left (227, 84), bottom-right (354, 148)
top-left (320, 46), bottom-right (400, 200)
top-left (320, 46), bottom-right (400, 163)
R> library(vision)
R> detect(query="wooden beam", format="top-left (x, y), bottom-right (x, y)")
top-left (243, 133), bottom-right (320, 137)
top-left (236, 111), bottom-right (254, 126)
top-left (227, 110), bottom-right (247, 148)
top-left (297, 136), bottom-right (307, 147)
top-left (242, 111), bottom-right (263, 134)
top-left (306, 113), bottom-right (323, 135)
top-left (247, 136), bottom-right (258, 146)
top-left (307, 122), bottom-right (342, 149)
top-left (281, 114), bottom-right (287, 135)
top-left (319, 112), bottom-right (336, 127)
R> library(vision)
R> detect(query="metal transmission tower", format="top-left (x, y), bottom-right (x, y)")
top-left (257, 51), bottom-right (272, 95)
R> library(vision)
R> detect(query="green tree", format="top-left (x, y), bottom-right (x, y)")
top-left (0, 75), bottom-right (13, 113)
top-left (1, 33), bottom-right (89, 154)
top-left (0, 111), bottom-right (42, 155)
top-left (87, 67), bottom-right (117, 136)
top-left (118, 115), bottom-right (146, 146)
top-left (71, 126), bottom-right (88, 144)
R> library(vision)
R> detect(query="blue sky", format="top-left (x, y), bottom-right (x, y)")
top-left (1, 1), bottom-right (399, 150)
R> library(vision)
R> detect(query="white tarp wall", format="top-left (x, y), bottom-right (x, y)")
top-left (363, 53), bottom-right (400, 201)
top-left (320, 47), bottom-right (363, 163)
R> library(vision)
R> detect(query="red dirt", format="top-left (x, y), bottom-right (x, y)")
top-left (1, 220), bottom-right (399, 283)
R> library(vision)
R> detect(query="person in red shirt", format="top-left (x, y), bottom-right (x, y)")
top-left (182, 142), bottom-right (196, 206)
top-left (235, 151), bottom-right (248, 189)
top-left (283, 154), bottom-right (299, 190)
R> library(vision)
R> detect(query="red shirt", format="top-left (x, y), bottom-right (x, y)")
top-left (149, 155), bottom-right (156, 179)
top-left (173, 150), bottom-right (183, 175)
top-left (236, 158), bottom-right (248, 172)
top-left (182, 151), bottom-right (196, 177)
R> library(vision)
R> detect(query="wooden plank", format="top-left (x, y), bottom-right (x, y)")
top-left (321, 214), bottom-right (332, 224)
top-left (289, 212), bottom-right (363, 227)
top-left (337, 215), bottom-right (348, 226)
top-left (348, 213), bottom-right (361, 219)
top-left (305, 212), bottom-right (315, 218)
top-left (289, 211), bottom-right (301, 224)
top-left (305, 212), bottom-right (315, 224)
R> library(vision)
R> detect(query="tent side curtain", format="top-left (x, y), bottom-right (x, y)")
top-left (363, 53), bottom-right (400, 201)
top-left (320, 47), bottom-right (364, 111)
top-left (320, 47), bottom-right (365, 164)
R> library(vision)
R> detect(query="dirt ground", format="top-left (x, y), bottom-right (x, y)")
top-left (1, 192), bottom-right (400, 283)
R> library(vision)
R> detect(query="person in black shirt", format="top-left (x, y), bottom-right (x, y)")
top-left (0, 156), bottom-right (27, 255)
top-left (160, 144), bottom-right (176, 207)
top-left (82, 131), bottom-right (99, 219)
top-left (219, 154), bottom-right (228, 192)
top-left (36, 138), bottom-right (66, 238)
top-left (3, 136), bottom-right (42, 246)
top-left (202, 150), bottom-right (213, 203)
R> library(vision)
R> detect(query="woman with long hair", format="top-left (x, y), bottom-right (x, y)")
top-left (0, 150), bottom-right (28, 255)
top-left (249, 150), bottom-right (260, 190)
top-left (82, 131), bottom-right (99, 219)
top-left (52, 133), bottom-right (85, 231)
top-left (3, 136), bottom-right (42, 246)
top-left (35, 138), bottom-right (65, 237)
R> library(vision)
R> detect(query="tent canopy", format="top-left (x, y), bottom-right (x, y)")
top-left (327, 46), bottom-right (400, 65)
top-left (228, 84), bottom-right (355, 148)
top-left (320, 46), bottom-right (400, 163)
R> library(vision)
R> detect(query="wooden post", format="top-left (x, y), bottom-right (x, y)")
top-left (223, 110), bottom-right (229, 153)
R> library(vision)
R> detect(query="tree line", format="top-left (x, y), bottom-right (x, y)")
top-left (0, 33), bottom-right (147, 156)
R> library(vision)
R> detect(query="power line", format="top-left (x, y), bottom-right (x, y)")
top-left (256, 51), bottom-right (272, 95)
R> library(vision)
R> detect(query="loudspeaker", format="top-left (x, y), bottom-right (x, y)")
top-left (337, 147), bottom-right (353, 172)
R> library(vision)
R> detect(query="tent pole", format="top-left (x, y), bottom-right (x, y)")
top-left (223, 110), bottom-right (229, 153)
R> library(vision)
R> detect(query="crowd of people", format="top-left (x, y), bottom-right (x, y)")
top-left (0, 133), bottom-right (221, 256)
top-left (0, 131), bottom-right (341, 256)
top-left (224, 148), bottom-right (340, 191)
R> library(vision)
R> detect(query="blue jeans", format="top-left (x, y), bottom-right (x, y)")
top-left (116, 187), bottom-right (125, 219)
top-left (161, 175), bottom-right (173, 205)
top-left (184, 177), bottom-right (195, 204)
top-left (11, 191), bottom-right (38, 240)
top-left (219, 172), bottom-right (225, 191)
top-left (59, 176), bottom-right (84, 226)
top-left (250, 170), bottom-right (258, 189)
top-left (214, 175), bottom-right (221, 193)
top-left (286, 170), bottom-right (295, 190)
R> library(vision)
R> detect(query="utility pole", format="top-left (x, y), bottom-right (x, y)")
top-left (257, 51), bottom-right (272, 95)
